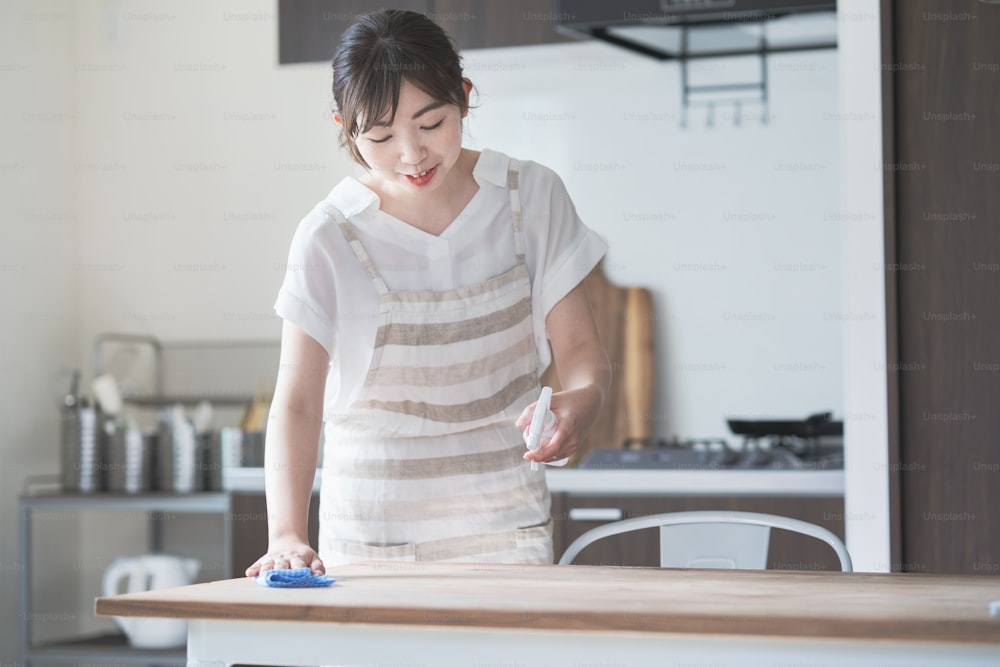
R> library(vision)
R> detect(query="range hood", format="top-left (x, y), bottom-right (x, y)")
top-left (555, 0), bottom-right (838, 60)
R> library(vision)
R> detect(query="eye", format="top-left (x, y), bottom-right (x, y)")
top-left (421, 119), bottom-right (444, 131)
top-left (367, 135), bottom-right (391, 144)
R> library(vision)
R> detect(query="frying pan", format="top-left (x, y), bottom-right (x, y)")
top-left (726, 412), bottom-right (843, 438)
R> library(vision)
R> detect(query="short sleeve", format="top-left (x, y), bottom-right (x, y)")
top-left (273, 206), bottom-right (339, 355)
top-left (520, 161), bottom-right (607, 325)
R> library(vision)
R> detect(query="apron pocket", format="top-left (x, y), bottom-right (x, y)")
top-left (515, 518), bottom-right (554, 565)
top-left (331, 539), bottom-right (417, 563)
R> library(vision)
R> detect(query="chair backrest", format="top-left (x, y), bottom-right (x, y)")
top-left (557, 510), bottom-right (853, 572)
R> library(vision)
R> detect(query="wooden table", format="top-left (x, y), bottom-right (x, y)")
top-left (95, 562), bottom-right (1000, 667)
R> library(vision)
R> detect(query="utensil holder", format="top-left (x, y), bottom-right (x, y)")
top-left (106, 420), bottom-right (152, 494)
top-left (61, 403), bottom-right (103, 493)
top-left (155, 421), bottom-right (202, 493)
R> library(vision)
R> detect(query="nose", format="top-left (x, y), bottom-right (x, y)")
top-left (397, 131), bottom-right (426, 169)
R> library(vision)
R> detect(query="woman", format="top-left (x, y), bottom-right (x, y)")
top-left (246, 9), bottom-right (609, 576)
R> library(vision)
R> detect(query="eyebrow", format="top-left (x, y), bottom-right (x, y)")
top-left (371, 100), bottom-right (448, 128)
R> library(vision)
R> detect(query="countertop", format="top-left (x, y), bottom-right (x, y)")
top-left (223, 466), bottom-right (844, 496)
top-left (95, 561), bottom-right (1000, 645)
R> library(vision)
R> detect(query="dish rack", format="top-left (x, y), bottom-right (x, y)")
top-left (93, 333), bottom-right (280, 413)
top-left (89, 333), bottom-right (280, 476)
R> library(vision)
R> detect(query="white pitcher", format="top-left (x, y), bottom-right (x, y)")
top-left (102, 554), bottom-right (200, 648)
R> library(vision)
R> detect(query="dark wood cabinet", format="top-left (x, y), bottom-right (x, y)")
top-left (278, 0), bottom-right (574, 65)
top-left (229, 492), bottom-right (320, 575)
top-left (230, 490), bottom-right (844, 571)
top-left (882, 0), bottom-right (1000, 574)
top-left (552, 493), bottom-right (846, 571)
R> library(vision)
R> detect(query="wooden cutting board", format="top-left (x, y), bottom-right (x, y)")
top-left (95, 562), bottom-right (1000, 644)
top-left (540, 260), bottom-right (654, 466)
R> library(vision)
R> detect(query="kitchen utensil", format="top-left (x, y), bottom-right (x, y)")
top-left (91, 373), bottom-right (123, 416)
top-left (239, 389), bottom-right (271, 432)
top-left (101, 553), bottom-right (200, 648)
top-left (726, 412), bottom-right (844, 439)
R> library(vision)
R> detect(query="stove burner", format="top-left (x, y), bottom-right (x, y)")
top-left (578, 436), bottom-right (843, 471)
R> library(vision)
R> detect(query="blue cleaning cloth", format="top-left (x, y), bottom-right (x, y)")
top-left (255, 567), bottom-right (335, 588)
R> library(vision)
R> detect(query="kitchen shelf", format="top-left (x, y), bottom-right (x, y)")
top-left (115, 394), bottom-right (256, 407)
top-left (19, 491), bottom-right (232, 667)
top-left (26, 634), bottom-right (185, 666)
top-left (20, 491), bottom-right (231, 512)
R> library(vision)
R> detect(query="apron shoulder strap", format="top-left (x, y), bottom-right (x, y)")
top-left (506, 159), bottom-right (526, 263)
top-left (323, 202), bottom-right (390, 296)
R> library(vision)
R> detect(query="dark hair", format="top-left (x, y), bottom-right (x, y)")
top-left (332, 10), bottom-right (468, 167)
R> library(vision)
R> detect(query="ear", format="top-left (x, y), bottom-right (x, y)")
top-left (332, 111), bottom-right (344, 126)
top-left (461, 78), bottom-right (473, 118)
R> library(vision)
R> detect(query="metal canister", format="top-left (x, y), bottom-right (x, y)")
top-left (156, 410), bottom-right (201, 493)
top-left (218, 427), bottom-right (244, 469)
top-left (61, 398), bottom-right (103, 494)
top-left (201, 431), bottom-right (223, 491)
top-left (106, 420), bottom-right (152, 494)
top-left (241, 431), bottom-right (265, 467)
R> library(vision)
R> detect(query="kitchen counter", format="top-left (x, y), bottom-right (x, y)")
top-left (95, 561), bottom-right (1000, 666)
top-left (223, 466), bottom-right (844, 496)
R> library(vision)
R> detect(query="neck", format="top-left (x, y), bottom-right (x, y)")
top-left (368, 149), bottom-right (480, 235)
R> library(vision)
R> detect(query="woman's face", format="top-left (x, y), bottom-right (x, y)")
top-left (352, 79), bottom-right (466, 198)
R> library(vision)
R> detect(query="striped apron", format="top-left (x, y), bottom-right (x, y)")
top-left (318, 160), bottom-right (553, 566)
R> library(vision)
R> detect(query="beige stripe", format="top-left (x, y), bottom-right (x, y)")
top-left (375, 297), bottom-right (530, 347)
top-left (416, 531), bottom-right (516, 561)
top-left (369, 318), bottom-right (532, 372)
top-left (384, 278), bottom-right (528, 322)
top-left (328, 480), bottom-right (549, 523)
top-left (507, 167), bottom-right (519, 191)
top-left (353, 372), bottom-right (537, 423)
top-left (383, 264), bottom-right (526, 304)
top-left (365, 359), bottom-right (536, 407)
top-left (325, 419), bottom-right (523, 452)
top-left (371, 336), bottom-right (534, 387)
top-left (328, 441), bottom-right (526, 480)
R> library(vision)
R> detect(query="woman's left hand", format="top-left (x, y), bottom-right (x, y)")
top-left (515, 384), bottom-right (603, 464)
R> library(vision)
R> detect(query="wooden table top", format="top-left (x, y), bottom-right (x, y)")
top-left (95, 562), bottom-right (1000, 645)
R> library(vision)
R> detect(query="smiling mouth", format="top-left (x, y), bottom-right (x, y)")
top-left (405, 166), bottom-right (436, 185)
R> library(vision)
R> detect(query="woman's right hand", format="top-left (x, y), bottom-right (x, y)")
top-left (245, 538), bottom-right (325, 577)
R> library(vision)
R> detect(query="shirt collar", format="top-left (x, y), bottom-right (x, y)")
top-left (325, 177), bottom-right (379, 219)
top-left (324, 149), bottom-right (510, 219)
top-left (472, 149), bottom-right (509, 188)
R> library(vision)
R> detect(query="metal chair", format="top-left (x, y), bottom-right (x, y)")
top-left (557, 510), bottom-right (853, 572)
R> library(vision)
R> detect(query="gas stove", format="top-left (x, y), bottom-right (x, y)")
top-left (577, 413), bottom-right (844, 471)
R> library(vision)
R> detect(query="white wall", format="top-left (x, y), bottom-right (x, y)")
top-left (1, 0), bottom-right (81, 657)
top-left (73, 0), bottom-right (348, 353)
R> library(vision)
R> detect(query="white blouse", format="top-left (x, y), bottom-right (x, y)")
top-left (274, 149), bottom-right (607, 418)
